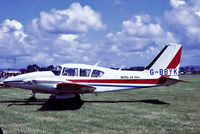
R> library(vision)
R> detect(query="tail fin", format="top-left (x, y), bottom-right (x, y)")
top-left (146, 43), bottom-right (182, 79)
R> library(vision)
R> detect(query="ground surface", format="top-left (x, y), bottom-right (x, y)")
top-left (0, 77), bottom-right (200, 134)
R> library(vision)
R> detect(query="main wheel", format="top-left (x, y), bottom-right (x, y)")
top-left (28, 96), bottom-right (37, 102)
top-left (75, 94), bottom-right (80, 99)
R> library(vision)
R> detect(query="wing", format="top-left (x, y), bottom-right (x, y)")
top-left (57, 82), bottom-right (96, 94)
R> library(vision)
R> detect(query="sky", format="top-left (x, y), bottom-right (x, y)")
top-left (0, 0), bottom-right (200, 69)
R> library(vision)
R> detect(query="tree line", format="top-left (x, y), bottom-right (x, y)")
top-left (20, 64), bottom-right (54, 74)
top-left (20, 64), bottom-right (200, 75)
top-left (20, 64), bottom-right (145, 74)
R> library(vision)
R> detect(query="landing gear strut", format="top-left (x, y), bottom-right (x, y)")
top-left (75, 93), bottom-right (80, 99)
top-left (74, 93), bottom-right (83, 105)
top-left (28, 91), bottom-right (37, 102)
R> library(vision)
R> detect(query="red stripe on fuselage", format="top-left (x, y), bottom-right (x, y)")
top-left (167, 46), bottom-right (182, 69)
top-left (69, 77), bottom-right (168, 84)
top-left (4, 80), bottom-right (23, 83)
top-left (4, 77), bottom-right (169, 85)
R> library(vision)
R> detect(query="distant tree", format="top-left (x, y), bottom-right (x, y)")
top-left (179, 67), bottom-right (184, 72)
top-left (20, 68), bottom-right (27, 74)
top-left (39, 65), bottom-right (54, 71)
top-left (125, 66), bottom-right (145, 71)
top-left (47, 65), bottom-right (54, 71)
top-left (27, 64), bottom-right (40, 72)
top-left (39, 67), bottom-right (47, 71)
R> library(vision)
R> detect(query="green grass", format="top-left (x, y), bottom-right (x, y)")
top-left (0, 77), bottom-right (200, 134)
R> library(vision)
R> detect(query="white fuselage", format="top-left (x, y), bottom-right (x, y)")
top-left (3, 64), bottom-right (172, 95)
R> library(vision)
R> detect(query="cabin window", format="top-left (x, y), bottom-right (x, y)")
top-left (91, 70), bottom-right (104, 77)
top-left (62, 68), bottom-right (78, 76)
top-left (80, 69), bottom-right (91, 77)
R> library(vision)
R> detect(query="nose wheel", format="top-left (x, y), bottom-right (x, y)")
top-left (28, 91), bottom-right (37, 102)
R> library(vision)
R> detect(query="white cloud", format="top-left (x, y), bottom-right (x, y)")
top-left (58, 34), bottom-right (78, 42)
top-left (169, 0), bottom-right (186, 8)
top-left (1, 1), bottom-right (200, 68)
top-left (108, 45), bottom-right (120, 53)
top-left (2, 19), bottom-right (23, 30)
top-left (0, 19), bottom-right (27, 42)
top-left (32, 52), bottom-right (55, 64)
top-left (122, 15), bottom-right (164, 38)
top-left (21, 2), bottom-right (106, 67)
top-left (0, 3), bottom-right (105, 68)
top-left (106, 15), bottom-right (176, 50)
top-left (165, 0), bottom-right (200, 44)
top-left (195, 11), bottom-right (200, 17)
top-left (0, 19), bottom-right (29, 57)
top-left (103, 15), bottom-right (177, 67)
top-left (182, 49), bottom-right (200, 66)
top-left (35, 2), bottom-right (105, 34)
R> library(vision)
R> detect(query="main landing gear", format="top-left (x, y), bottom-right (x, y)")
top-left (75, 93), bottom-right (80, 100)
top-left (28, 91), bottom-right (37, 102)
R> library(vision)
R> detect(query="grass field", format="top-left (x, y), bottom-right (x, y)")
top-left (0, 77), bottom-right (200, 134)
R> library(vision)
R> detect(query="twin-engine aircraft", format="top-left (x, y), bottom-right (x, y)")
top-left (3, 43), bottom-right (185, 101)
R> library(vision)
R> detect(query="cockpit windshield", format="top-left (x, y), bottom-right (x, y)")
top-left (52, 66), bottom-right (62, 76)
top-left (91, 70), bottom-right (104, 77)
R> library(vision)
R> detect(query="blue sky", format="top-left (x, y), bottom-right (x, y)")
top-left (0, 0), bottom-right (200, 68)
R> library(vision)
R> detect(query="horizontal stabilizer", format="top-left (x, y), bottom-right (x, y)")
top-left (161, 77), bottom-right (188, 86)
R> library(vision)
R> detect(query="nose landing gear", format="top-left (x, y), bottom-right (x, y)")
top-left (28, 91), bottom-right (37, 102)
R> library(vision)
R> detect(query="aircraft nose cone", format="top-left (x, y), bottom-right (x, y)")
top-left (2, 78), bottom-right (9, 87)
top-left (3, 80), bottom-right (6, 84)
top-left (3, 77), bottom-right (17, 86)
top-left (3, 77), bottom-right (10, 85)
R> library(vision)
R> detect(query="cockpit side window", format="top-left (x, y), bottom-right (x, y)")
top-left (62, 68), bottom-right (78, 76)
top-left (91, 70), bottom-right (104, 77)
top-left (52, 66), bottom-right (62, 76)
top-left (80, 69), bottom-right (91, 77)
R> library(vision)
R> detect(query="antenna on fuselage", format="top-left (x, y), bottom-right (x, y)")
top-left (118, 65), bottom-right (125, 70)
top-left (94, 61), bottom-right (101, 66)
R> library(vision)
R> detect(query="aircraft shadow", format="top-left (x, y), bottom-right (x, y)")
top-left (0, 98), bottom-right (84, 111)
top-left (38, 98), bottom-right (84, 111)
top-left (84, 99), bottom-right (169, 105)
top-left (0, 98), bottom-right (169, 111)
